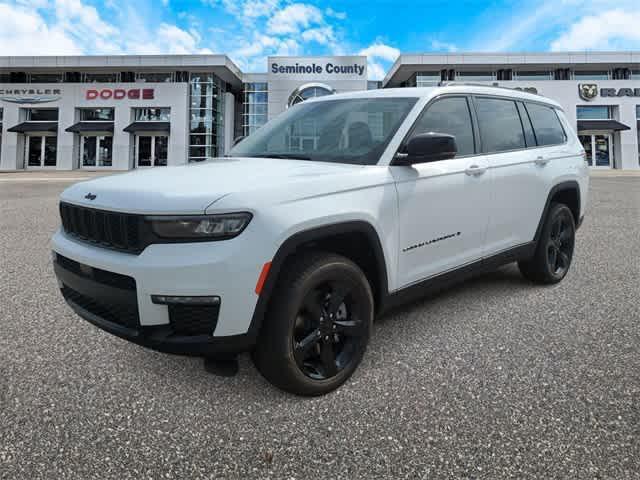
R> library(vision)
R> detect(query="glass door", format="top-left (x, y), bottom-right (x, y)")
top-left (26, 135), bottom-right (57, 168)
top-left (578, 134), bottom-right (612, 168)
top-left (593, 134), bottom-right (612, 168)
top-left (81, 135), bottom-right (113, 168)
top-left (135, 135), bottom-right (168, 167)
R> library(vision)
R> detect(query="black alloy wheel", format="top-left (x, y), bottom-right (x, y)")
top-left (546, 213), bottom-right (575, 277)
top-left (252, 252), bottom-right (374, 396)
top-left (292, 281), bottom-right (366, 380)
top-left (518, 203), bottom-right (576, 284)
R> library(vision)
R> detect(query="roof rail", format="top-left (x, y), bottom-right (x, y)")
top-left (437, 81), bottom-right (544, 97)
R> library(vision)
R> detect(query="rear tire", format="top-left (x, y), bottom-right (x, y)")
top-left (518, 203), bottom-right (576, 284)
top-left (252, 252), bottom-right (374, 396)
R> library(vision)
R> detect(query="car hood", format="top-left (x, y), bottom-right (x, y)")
top-left (60, 157), bottom-right (378, 214)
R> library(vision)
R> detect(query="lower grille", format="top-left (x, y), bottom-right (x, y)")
top-left (169, 304), bottom-right (220, 336)
top-left (62, 285), bottom-right (140, 329)
top-left (56, 254), bottom-right (136, 290)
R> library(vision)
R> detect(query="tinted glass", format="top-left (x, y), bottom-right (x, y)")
top-left (516, 102), bottom-right (536, 147)
top-left (475, 98), bottom-right (525, 152)
top-left (576, 106), bottom-right (611, 120)
top-left (28, 108), bottom-right (58, 121)
top-left (410, 97), bottom-right (475, 156)
top-left (230, 98), bottom-right (417, 165)
top-left (526, 103), bottom-right (566, 146)
top-left (80, 108), bottom-right (114, 121)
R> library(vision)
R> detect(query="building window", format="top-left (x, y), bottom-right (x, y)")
top-left (515, 71), bottom-right (553, 81)
top-left (573, 70), bottom-right (610, 80)
top-left (134, 107), bottom-right (171, 122)
top-left (28, 73), bottom-right (64, 83)
top-left (242, 82), bottom-right (268, 136)
top-left (288, 83), bottom-right (335, 107)
top-left (136, 72), bottom-right (174, 83)
top-left (455, 71), bottom-right (496, 81)
top-left (189, 72), bottom-right (225, 161)
top-left (83, 72), bottom-right (120, 83)
top-left (414, 72), bottom-right (441, 87)
top-left (80, 108), bottom-right (115, 121)
top-left (631, 70), bottom-right (640, 80)
top-left (27, 108), bottom-right (59, 121)
top-left (576, 106), bottom-right (613, 120)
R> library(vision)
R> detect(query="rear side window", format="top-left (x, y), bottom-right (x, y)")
top-left (475, 97), bottom-right (526, 153)
top-left (525, 103), bottom-right (567, 146)
top-left (409, 97), bottom-right (475, 156)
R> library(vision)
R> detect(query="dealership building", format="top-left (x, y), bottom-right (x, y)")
top-left (1, 51), bottom-right (640, 171)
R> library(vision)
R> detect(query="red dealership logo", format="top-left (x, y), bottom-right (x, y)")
top-left (86, 88), bottom-right (155, 100)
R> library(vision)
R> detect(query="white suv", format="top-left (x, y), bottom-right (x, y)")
top-left (52, 85), bottom-right (589, 395)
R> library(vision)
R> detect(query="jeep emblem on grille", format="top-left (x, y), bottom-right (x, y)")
top-left (84, 193), bottom-right (97, 200)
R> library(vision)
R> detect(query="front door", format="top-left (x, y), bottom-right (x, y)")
top-left (135, 135), bottom-right (168, 167)
top-left (80, 135), bottom-right (113, 168)
top-left (392, 96), bottom-right (491, 288)
top-left (579, 133), bottom-right (613, 168)
top-left (26, 135), bottom-right (57, 168)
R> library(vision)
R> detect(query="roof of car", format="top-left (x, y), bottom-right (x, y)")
top-left (306, 85), bottom-right (562, 109)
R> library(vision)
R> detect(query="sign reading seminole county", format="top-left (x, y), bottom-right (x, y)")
top-left (271, 62), bottom-right (366, 76)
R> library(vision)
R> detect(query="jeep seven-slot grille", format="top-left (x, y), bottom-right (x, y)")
top-left (60, 202), bottom-right (143, 253)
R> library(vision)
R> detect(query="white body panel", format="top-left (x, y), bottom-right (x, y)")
top-left (51, 85), bottom-right (589, 342)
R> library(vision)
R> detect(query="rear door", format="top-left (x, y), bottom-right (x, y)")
top-left (477, 97), bottom-right (568, 255)
top-left (392, 95), bottom-right (492, 288)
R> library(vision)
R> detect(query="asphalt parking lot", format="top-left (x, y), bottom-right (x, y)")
top-left (1, 175), bottom-right (638, 479)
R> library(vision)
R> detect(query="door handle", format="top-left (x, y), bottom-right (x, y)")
top-left (534, 156), bottom-right (550, 166)
top-left (465, 164), bottom-right (487, 176)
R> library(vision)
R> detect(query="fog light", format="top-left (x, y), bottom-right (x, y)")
top-left (151, 295), bottom-right (220, 306)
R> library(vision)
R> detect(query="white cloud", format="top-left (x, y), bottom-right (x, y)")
top-left (267, 3), bottom-right (323, 35)
top-left (430, 40), bottom-right (458, 52)
top-left (358, 41), bottom-right (399, 80)
top-left (358, 42), bottom-right (400, 62)
top-left (325, 7), bottom-right (346, 20)
top-left (551, 9), bottom-right (640, 50)
top-left (0, 3), bottom-right (82, 55)
top-left (301, 26), bottom-right (335, 45)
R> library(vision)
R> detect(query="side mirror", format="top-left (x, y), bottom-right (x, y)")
top-left (395, 132), bottom-right (457, 165)
top-left (232, 135), bottom-right (246, 147)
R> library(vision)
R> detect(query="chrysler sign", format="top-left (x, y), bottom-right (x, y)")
top-left (0, 88), bottom-right (62, 104)
top-left (579, 83), bottom-right (640, 101)
top-left (86, 88), bottom-right (155, 100)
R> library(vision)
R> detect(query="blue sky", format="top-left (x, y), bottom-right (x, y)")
top-left (2, 0), bottom-right (640, 79)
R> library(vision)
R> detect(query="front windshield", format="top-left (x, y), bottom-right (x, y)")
top-left (229, 97), bottom-right (418, 165)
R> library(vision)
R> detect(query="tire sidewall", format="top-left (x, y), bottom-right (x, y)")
top-left (264, 256), bottom-right (373, 395)
top-left (541, 204), bottom-right (575, 282)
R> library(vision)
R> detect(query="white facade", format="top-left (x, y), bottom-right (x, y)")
top-left (1, 51), bottom-right (640, 170)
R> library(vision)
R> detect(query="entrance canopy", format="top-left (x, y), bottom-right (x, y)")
top-left (123, 121), bottom-right (170, 133)
top-left (577, 120), bottom-right (630, 133)
top-left (7, 121), bottom-right (58, 133)
top-left (66, 121), bottom-right (114, 133)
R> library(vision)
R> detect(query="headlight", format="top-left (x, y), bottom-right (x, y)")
top-left (148, 213), bottom-right (252, 240)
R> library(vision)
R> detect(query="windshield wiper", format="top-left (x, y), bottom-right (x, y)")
top-left (248, 153), bottom-right (312, 160)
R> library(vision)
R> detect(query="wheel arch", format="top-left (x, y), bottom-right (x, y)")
top-left (534, 180), bottom-right (581, 244)
top-left (246, 220), bottom-right (389, 345)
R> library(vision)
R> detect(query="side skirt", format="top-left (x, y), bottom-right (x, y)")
top-left (380, 242), bottom-right (535, 314)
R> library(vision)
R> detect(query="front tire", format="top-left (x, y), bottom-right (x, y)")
top-left (252, 252), bottom-right (374, 396)
top-left (518, 203), bottom-right (576, 284)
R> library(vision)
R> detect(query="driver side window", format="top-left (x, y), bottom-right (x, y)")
top-left (410, 97), bottom-right (476, 156)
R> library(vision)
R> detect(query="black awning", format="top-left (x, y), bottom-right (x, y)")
top-left (7, 121), bottom-right (58, 133)
top-left (123, 121), bottom-right (170, 133)
top-left (577, 120), bottom-right (631, 132)
top-left (66, 121), bottom-right (114, 133)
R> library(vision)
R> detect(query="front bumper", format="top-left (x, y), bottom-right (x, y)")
top-left (52, 227), bottom-right (272, 356)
